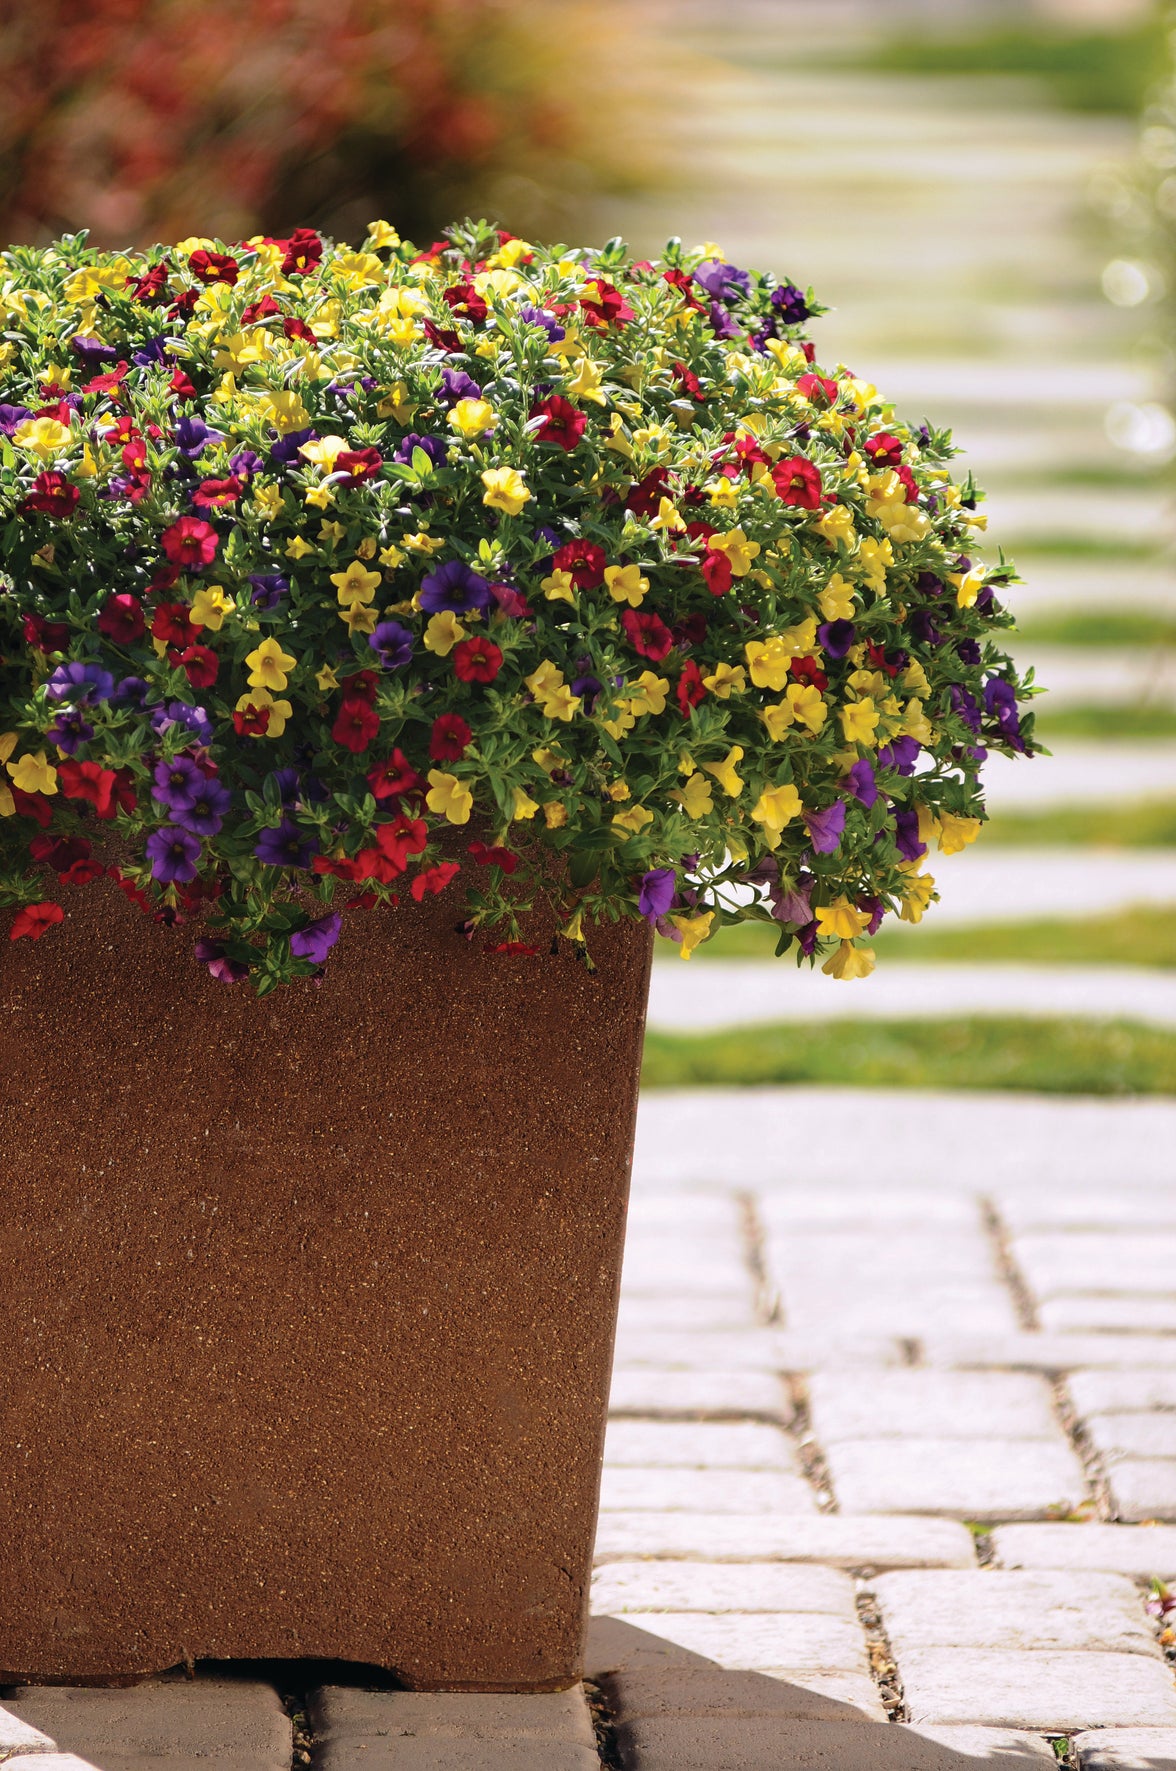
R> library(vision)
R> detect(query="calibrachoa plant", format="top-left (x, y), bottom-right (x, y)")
top-left (0, 220), bottom-right (1038, 991)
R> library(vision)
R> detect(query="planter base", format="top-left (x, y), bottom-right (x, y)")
top-left (0, 884), bottom-right (651, 1690)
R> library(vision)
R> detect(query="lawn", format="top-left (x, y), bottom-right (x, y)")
top-left (1015, 611), bottom-right (1176, 648)
top-left (642, 1017), bottom-right (1176, 1096)
top-left (981, 803), bottom-right (1176, 847)
top-left (1036, 706), bottom-right (1176, 743)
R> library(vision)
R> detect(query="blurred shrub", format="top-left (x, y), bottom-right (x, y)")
top-left (0, 0), bottom-right (633, 248)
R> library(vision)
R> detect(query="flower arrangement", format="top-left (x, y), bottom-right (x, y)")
top-left (0, 220), bottom-right (1037, 991)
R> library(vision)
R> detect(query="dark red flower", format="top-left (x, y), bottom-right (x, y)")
top-left (188, 249), bottom-right (239, 285)
top-left (95, 593), bottom-right (144, 643)
top-left (20, 471), bottom-right (79, 518)
top-left (60, 858), bottom-right (105, 885)
top-left (10, 786), bottom-right (53, 825)
top-left (468, 840), bottom-right (518, 873)
top-left (580, 278), bottom-right (634, 329)
top-left (453, 637), bottom-right (503, 684)
top-left (442, 282), bottom-right (488, 322)
top-left (531, 394), bottom-right (587, 451)
top-left (551, 539), bottom-right (606, 589)
top-left (21, 612), bottom-right (70, 653)
top-left (622, 608), bottom-right (673, 662)
top-left (192, 476), bottom-right (241, 509)
top-left (281, 228), bottom-right (323, 276)
top-left (423, 319), bottom-right (463, 353)
top-left (673, 611), bottom-right (708, 650)
top-left (625, 469), bottom-right (671, 519)
top-left (864, 431), bottom-right (903, 467)
top-left (282, 316), bottom-right (317, 345)
top-left (893, 463), bottom-right (919, 503)
top-left (57, 759), bottom-right (119, 816)
top-left (341, 668), bottom-right (379, 704)
top-left (675, 658), bottom-right (707, 717)
top-left (160, 516), bottom-right (218, 568)
top-left (367, 748), bottom-right (421, 801)
top-left (9, 901), bottom-right (63, 941)
top-left (866, 641), bottom-right (903, 679)
top-left (332, 698), bottom-right (381, 752)
top-left (168, 368), bottom-right (198, 399)
top-left (334, 447), bottom-right (382, 482)
top-left (242, 293), bottom-right (282, 323)
top-left (771, 457), bottom-right (823, 510)
top-left (175, 643), bottom-right (219, 687)
top-left (790, 654), bottom-right (829, 691)
top-left (30, 833), bottom-right (92, 872)
top-left (152, 602), bottom-right (197, 648)
top-left (485, 939), bottom-right (540, 956)
top-left (129, 263), bottom-right (170, 304)
top-left (410, 861), bottom-right (461, 901)
top-left (662, 267), bottom-right (706, 313)
top-left (672, 361), bottom-right (706, 401)
top-left (701, 548), bottom-right (732, 596)
top-left (429, 713), bottom-right (472, 761)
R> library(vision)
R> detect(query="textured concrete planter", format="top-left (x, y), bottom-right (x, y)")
top-left (0, 882), bottom-right (651, 1690)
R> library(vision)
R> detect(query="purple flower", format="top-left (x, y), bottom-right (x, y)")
top-left (915, 571), bottom-right (944, 598)
top-left (47, 712), bottom-right (94, 754)
top-left (519, 304), bottom-right (566, 341)
top-left (418, 558), bottom-right (492, 615)
top-left (368, 620), bottom-right (414, 670)
top-left (842, 758), bottom-right (878, 808)
top-left (131, 335), bottom-right (168, 367)
top-left (269, 427), bottom-right (317, 468)
top-left (859, 895), bottom-right (885, 936)
top-left (774, 873), bottom-right (814, 926)
top-left (152, 754), bottom-right (205, 812)
top-left (173, 415), bottom-right (222, 459)
top-left (230, 450), bottom-right (263, 482)
top-left (817, 620), bottom-right (856, 659)
top-left (71, 334), bottom-right (118, 369)
top-left (950, 684), bottom-right (982, 734)
top-left (150, 701), bottom-right (215, 746)
top-left (290, 912), bottom-right (342, 964)
top-left (876, 736), bottom-right (921, 776)
top-left (254, 820), bottom-right (319, 869)
top-left (892, 806), bottom-right (927, 863)
top-left (435, 368), bottom-right (482, 407)
top-left (113, 675), bottom-right (149, 705)
top-left (248, 573), bottom-right (289, 609)
top-left (172, 776), bottom-right (231, 836)
top-left (796, 919), bottom-right (819, 957)
top-left (803, 801), bottom-right (846, 855)
top-left (694, 260), bottom-right (750, 304)
top-left (984, 675), bottom-right (1025, 752)
top-left (145, 824), bottom-right (202, 883)
top-left (908, 609), bottom-right (943, 647)
top-left (0, 403), bottom-right (32, 435)
top-left (266, 768), bottom-right (302, 805)
top-left (570, 673), bottom-right (602, 711)
top-left (45, 661), bottom-right (116, 704)
top-left (194, 937), bottom-right (249, 984)
top-left (956, 638), bottom-right (981, 666)
top-left (638, 867), bottom-right (676, 924)
top-left (770, 282), bottom-right (810, 324)
top-left (393, 432), bottom-right (447, 468)
top-left (707, 301), bottom-right (742, 341)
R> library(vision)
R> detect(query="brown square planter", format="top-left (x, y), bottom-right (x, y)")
top-left (0, 881), bottom-right (651, 1690)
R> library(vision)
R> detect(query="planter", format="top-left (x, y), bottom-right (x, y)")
top-left (0, 881), bottom-right (651, 1690)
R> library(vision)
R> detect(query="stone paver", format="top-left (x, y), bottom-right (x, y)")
top-left (608, 1366), bottom-right (792, 1420)
top-left (901, 1726), bottom-right (1057, 1762)
top-left (602, 1421), bottom-right (798, 1470)
top-left (873, 1570), bottom-right (1159, 1657)
top-left (1072, 1372), bottom-right (1176, 1415)
top-left (1012, 1234), bottom-right (1176, 1300)
top-left (823, 1437), bottom-right (1088, 1520)
top-left (1075, 1731), bottom-right (1176, 1769)
top-left (309, 1688), bottom-right (599, 1771)
top-left (992, 1523), bottom-right (1176, 1579)
top-left (617, 1295), bottom-right (760, 1330)
top-left (1087, 1416), bottom-right (1176, 1461)
top-left (807, 1370), bottom-right (1062, 1442)
top-left (899, 1648), bottom-right (1176, 1728)
top-left (590, 1560), bottom-right (856, 1615)
top-left (610, 1330), bottom-right (783, 1372)
top-left (6, 1678), bottom-right (291, 1771)
top-left (594, 1511), bottom-right (978, 1568)
top-left (616, 1612), bottom-right (868, 1676)
top-left (598, 1466), bottom-right (816, 1515)
top-left (1109, 1461), bottom-right (1176, 1524)
top-left (922, 1332), bottom-right (1176, 1371)
top-left (0, 1703), bottom-right (53, 1753)
top-left (1041, 1297), bottom-right (1176, 1333)
top-left (5, 1759), bottom-right (100, 1771)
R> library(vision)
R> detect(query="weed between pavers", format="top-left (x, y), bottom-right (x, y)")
top-left (583, 1677), bottom-right (623, 1769)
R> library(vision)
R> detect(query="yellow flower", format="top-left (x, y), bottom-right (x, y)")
top-left (426, 769), bottom-right (474, 825)
top-left (481, 466), bottom-right (531, 515)
top-left (565, 357), bottom-right (607, 404)
top-left (822, 940), bottom-right (876, 980)
top-left (899, 871), bottom-right (937, 924)
top-left (189, 584), bottom-right (233, 631)
top-left (650, 497), bottom-right (686, 533)
top-left (318, 520), bottom-right (347, 545)
top-left (402, 531), bottom-right (447, 554)
top-left (605, 564), bottom-right (650, 607)
top-left (13, 417), bottom-right (72, 459)
top-left (544, 800), bottom-right (569, 830)
top-left (304, 484), bottom-right (335, 510)
top-left (315, 664), bottom-right (340, 693)
top-left (330, 560), bottom-right (382, 606)
top-left (0, 733), bottom-right (17, 765)
top-left (379, 543), bottom-right (405, 569)
top-left (260, 389), bottom-right (312, 433)
top-left (701, 661), bottom-right (747, 700)
top-left (512, 787), bottom-right (540, 821)
top-left (340, 601), bottom-right (379, 635)
top-left (366, 218), bottom-right (401, 249)
top-left (902, 697), bottom-right (935, 745)
top-left (751, 780), bottom-right (802, 847)
top-left (762, 682), bottom-right (828, 740)
top-left (448, 398), bottom-right (496, 438)
top-left (541, 569), bottom-right (577, 604)
top-left (234, 688), bottom-right (292, 738)
top-left (819, 573), bottom-right (856, 622)
top-left (628, 671), bottom-right (669, 716)
top-left (840, 699), bottom-right (880, 747)
top-left (245, 636), bottom-right (297, 691)
top-left (951, 565), bottom-right (987, 609)
top-left (671, 911), bottom-right (714, 959)
top-left (285, 536), bottom-right (315, 560)
top-left (937, 812), bottom-right (982, 855)
top-left (815, 896), bottom-right (871, 940)
top-left (858, 536), bottom-right (893, 589)
top-left (707, 476), bottom-right (739, 510)
top-left (525, 661), bottom-right (581, 721)
top-left (745, 636), bottom-right (793, 693)
top-left (532, 746), bottom-right (565, 776)
top-left (252, 483), bottom-right (284, 519)
top-left (702, 745), bottom-right (745, 798)
top-left (376, 382), bottom-right (415, 423)
top-left (708, 528), bottom-right (760, 577)
top-left (673, 772), bottom-right (714, 819)
top-left (815, 504), bottom-right (855, 549)
top-left (612, 804), bottom-right (654, 835)
top-left (424, 611), bottom-right (467, 656)
top-left (607, 781), bottom-right (631, 801)
top-left (8, 750), bottom-right (58, 795)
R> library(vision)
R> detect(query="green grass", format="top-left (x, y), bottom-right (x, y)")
top-left (1037, 705), bottom-right (1176, 742)
top-left (670, 904), bottom-right (1176, 968)
top-left (841, 18), bottom-right (1165, 114)
top-left (1014, 611), bottom-right (1176, 647)
top-left (982, 802), bottom-right (1176, 847)
top-left (642, 1018), bottom-right (1176, 1095)
top-left (1001, 537), bottom-right (1160, 561)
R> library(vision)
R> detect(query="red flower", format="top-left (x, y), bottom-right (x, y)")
top-left (580, 278), bottom-right (634, 329)
top-left (281, 228), bottom-right (323, 276)
top-left (771, 457), bottom-right (823, 510)
top-left (410, 861), bottom-right (461, 901)
top-left (355, 813), bottom-right (431, 881)
top-left (20, 471), bottom-right (79, 518)
top-left (57, 758), bottom-right (119, 817)
top-left (192, 476), bottom-right (241, 508)
top-left (188, 249), bottom-right (239, 285)
top-left (129, 263), bottom-right (169, 304)
top-left (10, 787), bottom-right (53, 825)
top-left (121, 439), bottom-right (148, 473)
top-left (334, 447), bottom-right (382, 482)
top-left (169, 368), bottom-right (198, 399)
top-left (676, 658), bottom-right (707, 717)
top-left (160, 516), bottom-right (218, 568)
top-left (332, 697), bottom-right (381, 753)
top-left (625, 469), bottom-right (671, 519)
top-left (531, 394), bottom-right (587, 451)
top-left (242, 293), bottom-right (282, 322)
top-left (551, 539), bottom-right (605, 589)
top-left (662, 267), bottom-right (706, 313)
top-left (865, 641), bottom-right (902, 679)
top-left (864, 431), bottom-right (903, 467)
top-left (485, 940), bottom-right (540, 956)
top-left (152, 602), bottom-right (197, 648)
top-left (797, 372), bottom-right (839, 405)
top-left (423, 319), bottom-right (463, 353)
top-left (367, 748), bottom-right (420, 800)
top-left (453, 637), bottom-right (503, 684)
top-left (622, 608), bottom-right (673, 662)
top-left (672, 361), bottom-right (706, 402)
top-left (893, 463), bottom-right (919, 504)
top-left (442, 282), bottom-right (488, 322)
top-left (429, 713), bottom-right (472, 761)
top-left (83, 361), bottom-right (129, 395)
top-left (30, 833), bottom-right (91, 872)
top-left (468, 840), bottom-right (518, 873)
top-left (232, 703), bottom-right (271, 737)
top-left (701, 549), bottom-right (732, 596)
top-left (282, 316), bottom-right (317, 345)
top-left (61, 858), bottom-right (105, 885)
top-left (790, 654), bottom-right (829, 691)
top-left (175, 643), bottom-right (219, 688)
top-left (21, 612), bottom-right (70, 653)
top-left (9, 901), bottom-right (63, 941)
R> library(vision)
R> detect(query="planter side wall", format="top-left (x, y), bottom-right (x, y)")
top-left (0, 883), bottom-right (652, 1691)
